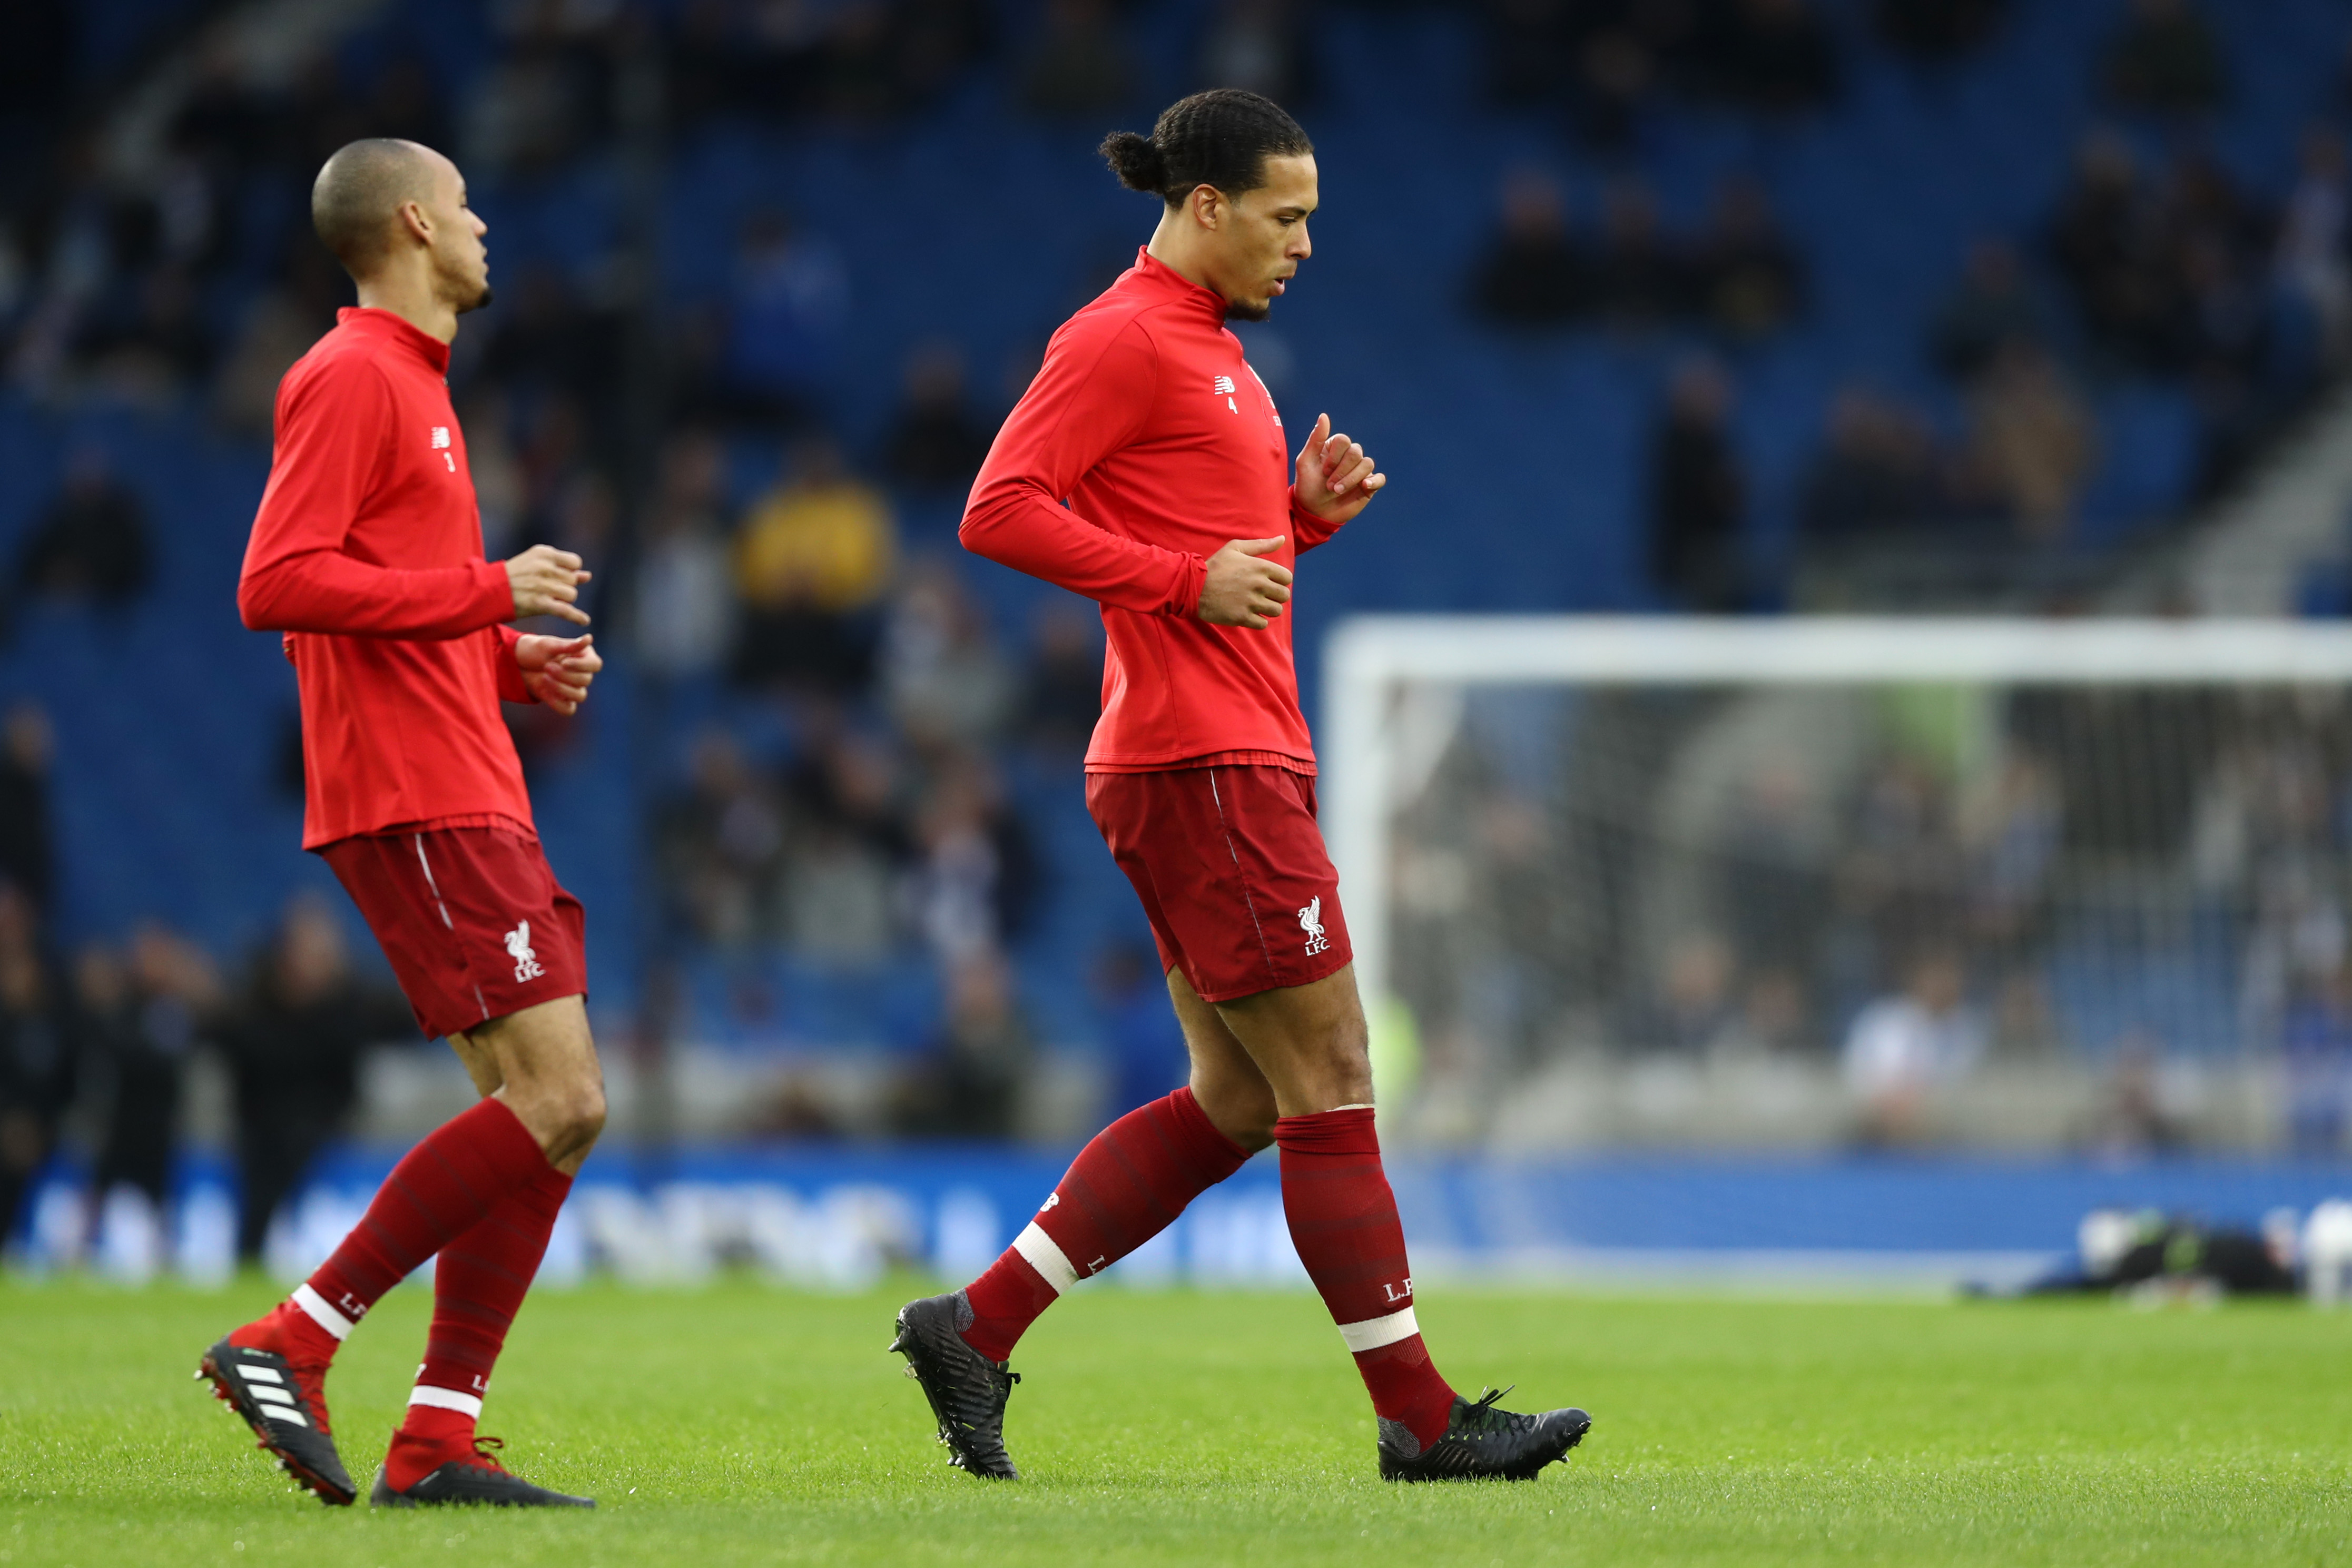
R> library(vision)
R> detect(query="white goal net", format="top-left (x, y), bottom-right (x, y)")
top-left (1323, 618), bottom-right (2352, 1151)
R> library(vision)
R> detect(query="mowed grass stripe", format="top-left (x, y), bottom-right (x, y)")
top-left (0, 1279), bottom-right (2346, 1565)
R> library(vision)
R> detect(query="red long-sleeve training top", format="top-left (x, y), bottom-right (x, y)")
top-left (239, 307), bottom-right (535, 850)
top-left (961, 250), bottom-right (1342, 773)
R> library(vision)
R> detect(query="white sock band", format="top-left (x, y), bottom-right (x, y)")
top-left (1336, 1305), bottom-right (1420, 1353)
top-left (291, 1284), bottom-right (354, 1342)
top-left (408, 1385), bottom-right (484, 1418)
top-left (1011, 1221), bottom-right (1079, 1294)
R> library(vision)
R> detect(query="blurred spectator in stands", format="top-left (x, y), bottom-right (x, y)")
top-left (1928, 240), bottom-right (2052, 383)
top-left (0, 1), bottom-right (74, 154)
top-left (1720, 760), bottom-right (1828, 990)
top-left (725, 211), bottom-right (849, 427)
top-left (883, 559), bottom-right (1016, 751)
top-left (805, 2), bottom-right (906, 122)
top-left (368, 53), bottom-right (454, 154)
top-left (1838, 753), bottom-right (1961, 969)
top-left (213, 894), bottom-right (411, 1261)
top-left (653, 731), bottom-right (787, 945)
top-left (883, 341), bottom-right (995, 492)
top-left (479, 264), bottom-right (618, 415)
top-left (2100, 0), bottom-right (2226, 117)
top-left (2050, 130), bottom-right (2180, 373)
top-left (1694, 176), bottom-right (1805, 340)
top-left (468, 2), bottom-right (613, 174)
top-left (1630, 931), bottom-right (1736, 1052)
top-left (1646, 357), bottom-right (1746, 611)
top-left (908, 754), bottom-right (1036, 965)
top-left (1842, 946), bottom-right (1983, 1146)
top-left (1799, 387), bottom-right (1942, 546)
top-left (897, 0), bottom-right (998, 107)
top-left (1966, 340), bottom-right (2099, 540)
top-left (212, 234), bottom-right (345, 440)
top-left (2280, 964), bottom-right (2352, 1155)
top-left (2275, 127), bottom-right (2350, 366)
top-left (1703, 0), bottom-right (1840, 115)
top-left (2070, 1034), bottom-right (2190, 1156)
top-left (85, 925), bottom-right (216, 1263)
top-left (1021, 603), bottom-right (1105, 754)
top-left (1199, 0), bottom-right (1312, 103)
top-left (81, 266), bottom-right (214, 399)
top-left (17, 447), bottom-right (151, 606)
top-left (892, 953), bottom-right (1033, 1138)
top-left (1467, 169), bottom-right (1588, 329)
top-left (1873, 0), bottom-right (2007, 60)
top-left (1591, 177), bottom-right (1685, 327)
top-left (731, 435), bottom-right (898, 694)
top-left (1961, 748), bottom-right (2061, 961)
top-left (0, 886), bottom-right (71, 1250)
top-left (669, 0), bottom-right (749, 126)
top-left (1096, 942), bottom-right (1188, 1117)
top-left (1571, 26), bottom-right (1661, 152)
top-left (635, 430), bottom-right (738, 679)
top-left (1482, 0), bottom-right (1572, 106)
top-left (0, 704), bottom-right (55, 916)
top-left (778, 734), bottom-right (903, 964)
top-left (1019, 0), bottom-right (1139, 116)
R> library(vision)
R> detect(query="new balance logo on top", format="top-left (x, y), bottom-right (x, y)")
top-left (1213, 374), bottom-right (1238, 412)
top-left (1299, 896), bottom-right (1330, 956)
top-left (431, 426), bottom-right (456, 470)
top-left (505, 921), bottom-right (546, 983)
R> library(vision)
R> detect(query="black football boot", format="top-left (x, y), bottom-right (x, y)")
top-left (368, 1437), bottom-right (595, 1507)
top-left (198, 1333), bottom-right (358, 1506)
top-left (889, 1291), bottom-right (1021, 1478)
top-left (1377, 1388), bottom-right (1592, 1482)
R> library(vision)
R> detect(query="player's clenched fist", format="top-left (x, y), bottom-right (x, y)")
top-left (516, 633), bottom-right (602, 715)
top-left (1198, 536), bottom-right (1293, 629)
top-left (1293, 412), bottom-right (1386, 527)
top-left (506, 544), bottom-right (592, 625)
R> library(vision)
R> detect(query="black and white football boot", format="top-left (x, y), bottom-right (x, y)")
top-left (198, 1333), bottom-right (357, 1505)
top-left (369, 1437), bottom-right (596, 1508)
top-left (1377, 1388), bottom-right (1592, 1482)
top-left (890, 1291), bottom-right (1021, 1478)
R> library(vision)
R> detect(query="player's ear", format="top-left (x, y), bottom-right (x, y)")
top-left (395, 200), bottom-right (432, 249)
top-left (1190, 185), bottom-right (1222, 231)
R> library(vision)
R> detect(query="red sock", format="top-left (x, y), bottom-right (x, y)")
top-left (301, 1098), bottom-right (550, 1333)
top-left (961, 1087), bottom-right (1249, 1362)
top-left (1274, 1107), bottom-right (1455, 1450)
top-left (387, 1164), bottom-right (573, 1490)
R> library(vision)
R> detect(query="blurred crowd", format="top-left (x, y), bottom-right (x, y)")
top-left (1459, 0), bottom-right (2352, 610)
top-left (0, 707), bottom-right (412, 1266)
top-left (1388, 682), bottom-right (2352, 1154)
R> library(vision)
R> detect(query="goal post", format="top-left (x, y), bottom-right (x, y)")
top-left (1323, 616), bottom-right (2352, 1126)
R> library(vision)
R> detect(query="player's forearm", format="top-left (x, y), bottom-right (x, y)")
top-left (960, 486), bottom-right (1205, 616)
top-left (239, 550), bottom-right (515, 639)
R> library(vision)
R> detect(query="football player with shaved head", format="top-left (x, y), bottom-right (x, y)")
top-left (890, 90), bottom-right (1593, 1485)
top-left (201, 137), bottom-right (601, 1510)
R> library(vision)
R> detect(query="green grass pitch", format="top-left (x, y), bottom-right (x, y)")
top-left (1, 1275), bottom-right (2346, 1566)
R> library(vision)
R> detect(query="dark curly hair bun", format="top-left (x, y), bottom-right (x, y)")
top-left (1100, 131), bottom-right (1167, 194)
top-left (1098, 90), bottom-right (1312, 206)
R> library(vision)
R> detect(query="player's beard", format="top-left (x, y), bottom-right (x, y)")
top-left (1227, 298), bottom-right (1273, 323)
top-left (457, 277), bottom-right (494, 314)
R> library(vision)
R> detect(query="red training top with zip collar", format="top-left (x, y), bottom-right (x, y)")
top-left (238, 307), bottom-right (536, 850)
top-left (961, 249), bottom-right (1343, 774)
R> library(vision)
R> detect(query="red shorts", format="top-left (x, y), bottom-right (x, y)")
top-left (1086, 765), bottom-right (1353, 1003)
top-left (321, 821), bottom-right (587, 1041)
